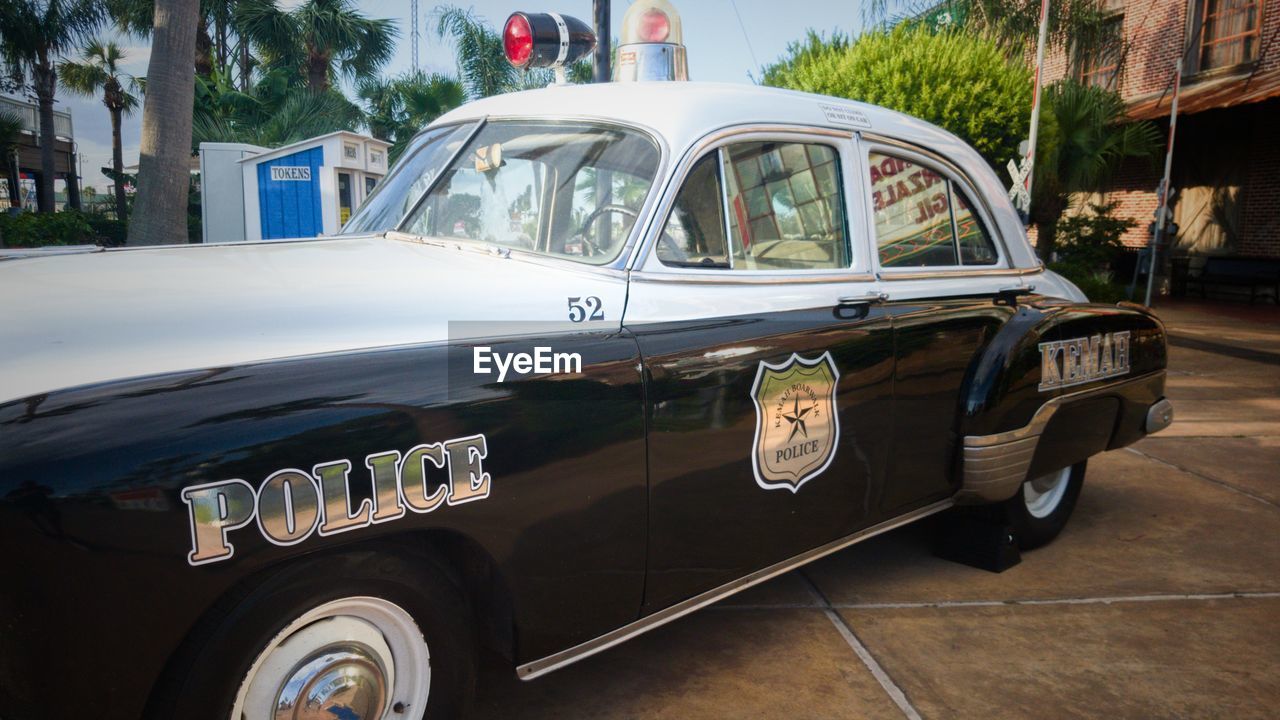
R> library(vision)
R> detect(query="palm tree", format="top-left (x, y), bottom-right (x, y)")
top-left (358, 70), bottom-right (465, 159)
top-left (60, 39), bottom-right (139, 221)
top-left (434, 5), bottom-right (518, 99)
top-left (129, 0), bottom-right (201, 245)
top-left (0, 0), bottom-right (106, 213)
top-left (0, 110), bottom-right (23, 209)
top-left (237, 0), bottom-right (397, 93)
top-left (1029, 80), bottom-right (1161, 258)
top-left (193, 84), bottom-right (364, 147)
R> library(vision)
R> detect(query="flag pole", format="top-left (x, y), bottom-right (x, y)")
top-left (1144, 57), bottom-right (1183, 308)
top-left (1023, 0), bottom-right (1052, 212)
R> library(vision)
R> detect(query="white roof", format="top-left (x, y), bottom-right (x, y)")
top-left (236, 130), bottom-right (391, 164)
top-left (435, 82), bottom-right (1034, 268)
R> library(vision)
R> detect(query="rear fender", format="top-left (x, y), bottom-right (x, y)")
top-left (954, 299), bottom-right (1169, 503)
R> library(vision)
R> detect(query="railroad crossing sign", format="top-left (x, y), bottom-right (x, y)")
top-left (1007, 156), bottom-right (1031, 214)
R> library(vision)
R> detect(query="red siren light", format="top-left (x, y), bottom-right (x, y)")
top-left (636, 8), bottom-right (670, 43)
top-left (502, 12), bottom-right (597, 70)
top-left (503, 13), bottom-right (534, 68)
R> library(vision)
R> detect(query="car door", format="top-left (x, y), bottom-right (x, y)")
top-left (857, 135), bottom-right (1028, 515)
top-left (623, 129), bottom-right (897, 612)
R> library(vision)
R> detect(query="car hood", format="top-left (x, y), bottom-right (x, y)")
top-left (0, 235), bottom-right (626, 404)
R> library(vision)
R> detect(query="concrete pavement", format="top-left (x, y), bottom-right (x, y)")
top-left (475, 299), bottom-right (1280, 719)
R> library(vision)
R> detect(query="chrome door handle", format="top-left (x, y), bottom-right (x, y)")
top-left (837, 292), bottom-right (888, 305)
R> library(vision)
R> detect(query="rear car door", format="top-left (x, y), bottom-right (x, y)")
top-left (623, 128), bottom-right (897, 612)
top-left (857, 135), bottom-right (1029, 514)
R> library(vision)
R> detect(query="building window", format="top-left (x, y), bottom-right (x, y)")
top-left (1078, 14), bottom-right (1124, 89)
top-left (1199, 0), bottom-right (1262, 70)
top-left (344, 143), bottom-right (359, 160)
top-left (370, 150), bottom-right (384, 166)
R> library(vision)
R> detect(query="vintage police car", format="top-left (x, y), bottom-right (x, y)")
top-left (0, 7), bottom-right (1172, 720)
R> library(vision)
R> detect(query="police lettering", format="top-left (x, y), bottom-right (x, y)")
top-left (181, 434), bottom-right (491, 565)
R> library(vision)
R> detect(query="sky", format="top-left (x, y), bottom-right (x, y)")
top-left (23, 0), bottom-right (867, 191)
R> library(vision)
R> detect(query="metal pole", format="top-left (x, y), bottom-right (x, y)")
top-left (593, 0), bottom-right (611, 83)
top-left (1144, 57), bottom-right (1183, 307)
top-left (1023, 0), bottom-right (1051, 211)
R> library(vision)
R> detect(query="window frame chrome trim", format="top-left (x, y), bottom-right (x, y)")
top-left (341, 119), bottom-right (482, 236)
top-left (859, 133), bottom-right (1013, 274)
top-left (630, 124), bottom-right (865, 276)
top-left (393, 114), bottom-right (670, 273)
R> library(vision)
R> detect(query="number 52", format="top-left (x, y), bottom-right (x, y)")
top-left (567, 296), bottom-right (604, 322)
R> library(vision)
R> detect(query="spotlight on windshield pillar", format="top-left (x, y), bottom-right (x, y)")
top-left (503, 12), bottom-right (597, 72)
top-left (614, 0), bottom-right (688, 82)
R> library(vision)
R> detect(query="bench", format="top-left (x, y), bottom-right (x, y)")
top-left (1187, 256), bottom-right (1280, 305)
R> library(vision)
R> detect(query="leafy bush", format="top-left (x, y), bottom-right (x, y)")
top-left (762, 26), bottom-right (1032, 170)
top-left (1049, 261), bottom-right (1127, 304)
top-left (0, 210), bottom-right (95, 248)
top-left (1046, 202), bottom-right (1133, 303)
top-left (1054, 201), bottom-right (1133, 271)
top-left (87, 215), bottom-right (128, 247)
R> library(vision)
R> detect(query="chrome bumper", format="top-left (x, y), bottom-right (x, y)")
top-left (958, 372), bottom-right (1170, 504)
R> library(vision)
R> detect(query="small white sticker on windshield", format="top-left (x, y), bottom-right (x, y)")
top-left (819, 104), bottom-right (872, 129)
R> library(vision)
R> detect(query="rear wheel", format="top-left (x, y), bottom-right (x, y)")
top-left (150, 551), bottom-right (475, 720)
top-left (1000, 461), bottom-right (1086, 549)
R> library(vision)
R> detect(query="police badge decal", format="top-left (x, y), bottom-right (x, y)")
top-left (750, 352), bottom-right (841, 492)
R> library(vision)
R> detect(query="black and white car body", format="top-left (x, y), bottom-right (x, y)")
top-left (0, 11), bottom-right (1171, 719)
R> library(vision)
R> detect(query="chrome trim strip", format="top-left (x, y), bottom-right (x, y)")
top-left (516, 497), bottom-right (954, 680)
top-left (958, 371), bottom-right (1167, 503)
top-left (879, 266), bottom-right (1043, 281)
top-left (629, 270), bottom-right (878, 286)
top-left (630, 125), bottom-right (858, 272)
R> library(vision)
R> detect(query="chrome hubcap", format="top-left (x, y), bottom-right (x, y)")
top-left (274, 643), bottom-right (387, 720)
top-left (232, 597), bottom-right (431, 720)
top-left (1024, 466), bottom-right (1072, 519)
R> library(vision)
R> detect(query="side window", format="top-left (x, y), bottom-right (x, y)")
top-left (952, 186), bottom-right (999, 265)
top-left (869, 151), bottom-right (998, 268)
top-left (725, 142), bottom-right (849, 270)
top-left (658, 140), bottom-right (851, 271)
top-left (657, 153), bottom-right (729, 267)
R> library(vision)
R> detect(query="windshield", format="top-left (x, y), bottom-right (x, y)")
top-left (343, 122), bottom-right (478, 234)
top-left (399, 121), bottom-right (661, 265)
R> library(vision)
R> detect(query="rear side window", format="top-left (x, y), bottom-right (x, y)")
top-left (658, 139), bottom-right (851, 271)
top-left (868, 151), bottom-right (998, 268)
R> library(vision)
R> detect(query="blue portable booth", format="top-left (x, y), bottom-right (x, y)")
top-left (238, 131), bottom-right (391, 241)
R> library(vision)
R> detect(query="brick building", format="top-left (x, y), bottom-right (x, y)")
top-left (1039, 0), bottom-right (1279, 260)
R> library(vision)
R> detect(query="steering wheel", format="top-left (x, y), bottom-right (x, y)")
top-left (576, 204), bottom-right (638, 256)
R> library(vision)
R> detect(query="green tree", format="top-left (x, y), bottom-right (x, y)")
top-left (358, 70), bottom-right (465, 160)
top-left (1029, 80), bottom-right (1160, 258)
top-left (236, 0), bottom-right (397, 93)
top-left (866, 0), bottom-right (1121, 66)
top-left (434, 5), bottom-right (517, 99)
top-left (762, 26), bottom-right (1032, 170)
top-left (0, 0), bottom-right (106, 212)
top-left (60, 39), bottom-right (139, 221)
top-left (433, 5), bottom-right (587, 100)
top-left (192, 79), bottom-right (364, 147)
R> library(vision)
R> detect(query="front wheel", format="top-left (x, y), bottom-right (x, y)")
top-left (149, 551), bottom-right (475, 720)
top-left (1000, 461), bottom-right (1086, 549)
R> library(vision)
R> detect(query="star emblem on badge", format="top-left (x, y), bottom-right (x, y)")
top-left (783, 395), bottom-right (812, 442)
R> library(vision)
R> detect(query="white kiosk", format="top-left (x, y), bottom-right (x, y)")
top-left (199, 131), bottom-right (391, 243)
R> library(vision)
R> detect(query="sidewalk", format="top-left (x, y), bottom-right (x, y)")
top-left (474, 299), bottom-right (1280, 719)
